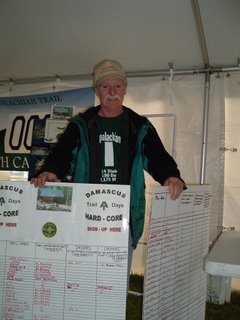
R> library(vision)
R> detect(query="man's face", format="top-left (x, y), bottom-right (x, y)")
top-left (96, 77), bottom-right (126, 113)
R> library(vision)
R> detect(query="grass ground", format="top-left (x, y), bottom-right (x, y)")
top-left (126, 275), bottom-right (240, 320)
top-left (126, 274), bottom-right (143, 320)
top-left (206, 291), bottom-right (240, 320)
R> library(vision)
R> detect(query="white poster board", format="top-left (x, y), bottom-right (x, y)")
top-left (0, 181), bottom-right (130, 320)
top-left (143, 185), bottom-right (211, 320)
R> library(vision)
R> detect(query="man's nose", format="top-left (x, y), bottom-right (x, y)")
top-left (109, 86), bottom-right (116, 95)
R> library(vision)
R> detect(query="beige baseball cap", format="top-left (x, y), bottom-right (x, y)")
top-left (93, 59), bottom-right (127, 87)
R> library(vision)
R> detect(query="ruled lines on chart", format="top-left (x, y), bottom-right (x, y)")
top-left (0, 241), bottom-right (128, 320)
top-left (143, 186), bottom-right (211, 320)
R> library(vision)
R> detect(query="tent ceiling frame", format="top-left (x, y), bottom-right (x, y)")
top-left (0, 64), bottom-right (239, 87)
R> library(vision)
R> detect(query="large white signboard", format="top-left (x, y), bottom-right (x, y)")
top-left (0, 181), bottom-right (130, 320)
top-left (143, 185), bottom-right (211, 320)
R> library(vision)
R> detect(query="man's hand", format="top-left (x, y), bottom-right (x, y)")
top-left (30, 172), bottom-right (61, 187)
top-left (163, 177), bottom-right (184, 200)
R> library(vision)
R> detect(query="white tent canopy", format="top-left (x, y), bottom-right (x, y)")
top-left (1, 0), bottom-right (240, 84)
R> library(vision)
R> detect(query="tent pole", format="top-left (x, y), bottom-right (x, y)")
top-left (200, 71), bottom-right (210, 184)
top-left (191, 0), bottom-right (209, 68)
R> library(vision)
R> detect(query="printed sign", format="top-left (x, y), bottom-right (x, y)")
top-left (0, 181), bottom-right (28, 240)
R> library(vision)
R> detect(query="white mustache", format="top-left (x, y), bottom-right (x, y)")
top-left (105, 94), bottom-right (121, 101)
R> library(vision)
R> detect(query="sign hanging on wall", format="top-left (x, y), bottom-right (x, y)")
top-left (0, 88), bottom-right (94, 171)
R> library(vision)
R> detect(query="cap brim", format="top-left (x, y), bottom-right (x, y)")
top-left (94, 74), bottom-right (127, 87)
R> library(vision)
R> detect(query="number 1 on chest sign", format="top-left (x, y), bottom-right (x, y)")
top-left (104, 141), bottom-right (114, 167)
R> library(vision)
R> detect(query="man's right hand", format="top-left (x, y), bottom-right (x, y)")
top-left (30, 172), bottom-right (61, 187)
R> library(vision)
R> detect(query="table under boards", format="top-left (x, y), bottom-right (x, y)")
top-left (204, 230), bottom-right (240, 304)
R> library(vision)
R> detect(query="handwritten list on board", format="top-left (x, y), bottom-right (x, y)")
top-left (0, 181), bottom-right (130, 320)
top-left (143, 185), bottom-right (211, 320)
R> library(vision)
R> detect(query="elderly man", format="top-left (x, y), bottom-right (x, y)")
top-left (31, 59), bottom-right (184, 249)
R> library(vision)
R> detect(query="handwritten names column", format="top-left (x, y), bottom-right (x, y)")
top-left (64, 245), bottom-right (98, 319)
top-left (96, 246), bottom-right (128, 320)
top-left (158, 195), bottom-right (179, 319)
top-left (173, 192), bottom-right (195, 318)
top-left (0, 240), bottom-right (7, 319)
top-left (144, 192), bottom-right (180, 319)
top-left (33, 243), bottom-right (66, 319)
top-left (3, 241), bottom-right (35, 320)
